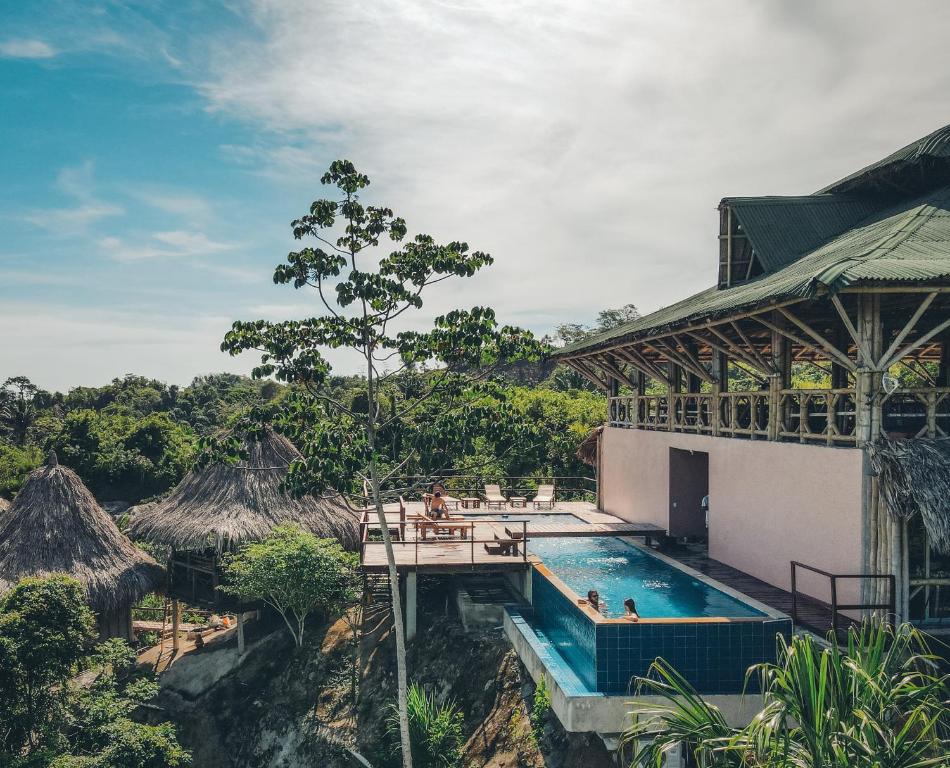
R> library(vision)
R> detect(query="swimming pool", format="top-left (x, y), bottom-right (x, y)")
top-left (520, 537), bottom-right (792, 695)
top-left (529, 536), bottom-right (764, 619)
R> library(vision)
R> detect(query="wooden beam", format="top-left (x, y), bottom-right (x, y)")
top-left (613, 347), bottom-right (671, 387)
top-left (776, 306), bottom-right (857, 372)
top-left (704, 325), bottom-right (776, 375)
top-left (880, 315), bottom-right (950, 370)
top-left (671, 334), bottom-right (717, 383)
top-left (684, 330), bottom-right (769, 382)
top-left (648, 339), bottom-right (714, 384)
top-left (593, 354), bottom-right (639, 389)
top-left (839, 286), bottom-right (950, 294)
top-left (730, 321), bottom-right (773, 373)
top-left (831, 294), bottom-right (873, 365)
top-left (564, 359), bottom-right (608, 391)
top-left (876, 291), bottom-right (937, 370)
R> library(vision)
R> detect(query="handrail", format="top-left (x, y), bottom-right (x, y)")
top-left (355, 475), bottom-right (595, 505)
top-left (790, 560), bottom-right (895, 638)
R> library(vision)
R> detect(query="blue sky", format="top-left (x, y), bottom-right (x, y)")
top-left (3, 1), bottom-right (950, 392)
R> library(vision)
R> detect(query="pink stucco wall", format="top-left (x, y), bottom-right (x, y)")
top-left (600, 427), bottom-right (865, 601)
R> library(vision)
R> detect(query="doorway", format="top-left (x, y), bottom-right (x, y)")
top-left (668, 448), bottom-right (709, 538)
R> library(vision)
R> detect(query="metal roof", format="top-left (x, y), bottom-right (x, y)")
top-left (559, 184), bottom-right (950, 357)
top-left (725, 194), bottom-right (881, 273)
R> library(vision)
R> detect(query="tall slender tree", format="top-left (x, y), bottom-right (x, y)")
top-left (221, 160), bottom-right (541, 767)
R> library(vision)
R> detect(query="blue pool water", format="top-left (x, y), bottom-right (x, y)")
top-left (529, 536), bottom-right (765, 619)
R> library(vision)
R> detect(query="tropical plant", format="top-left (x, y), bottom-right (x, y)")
top-left (530, 674), bottom-right (552, 744)
top-left (220, 159), bottom-right (542, 767)
top-left (388, 683), bottom-right (464, 768)
top-left (220, 524), bottom-right (359, 647)
top-left (0, 376), bottom-right (41, 446)
top-left (622, 620), bottom-right (950, 768)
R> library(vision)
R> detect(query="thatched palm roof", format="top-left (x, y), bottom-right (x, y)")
top-left (128, 427), bottom-right (360, 553)
top-left (867, 438), bottom-right (950, 554)
top-left (576, 426), bottom-right (603, 467)
top-left (0, 452), bottom-right (164, 611)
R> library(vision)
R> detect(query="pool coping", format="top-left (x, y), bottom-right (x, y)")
top-left (528, 538), bottom-right (789, 626)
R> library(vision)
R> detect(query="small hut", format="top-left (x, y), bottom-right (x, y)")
top-left (0, 452), bottom-right (164, 639)
top-left (129, 427), bottom-right (360, 608)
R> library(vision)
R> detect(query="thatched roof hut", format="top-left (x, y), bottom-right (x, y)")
top-left (129, 427), bottom-right (360, 554)
top-left (0, 452), bottom-right (164, 637)
top-left (576, 426), bottom-right (603, 467)
top-left (867, 438), bottom-right (950, 554)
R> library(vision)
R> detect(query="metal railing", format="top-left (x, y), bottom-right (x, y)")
top-left (356, 475), bottom-right (595, 506)
top-left (790, 561), bottom-right (895, 639)
top-left (359, 515), bottom-right (530, 567)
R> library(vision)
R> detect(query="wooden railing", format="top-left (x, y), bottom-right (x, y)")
top-left (881, 387), bottom-right (950, 439)
top-left (777, 388), bottom-right (857, 445)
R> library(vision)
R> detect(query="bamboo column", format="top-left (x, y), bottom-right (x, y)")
top-left (171, 598), bottom-right (181, 653)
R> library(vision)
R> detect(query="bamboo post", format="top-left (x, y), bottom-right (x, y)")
top-left (237, 609), bottom-right (246, 655)
top-left (768, 321), bottom-right (786, 441)
top-left (171, 599), bottom-right (181, 653)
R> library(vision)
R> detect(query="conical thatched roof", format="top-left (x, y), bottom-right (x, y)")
top-left (0, 452), bottom-right (164, 611)
top-left (576, 426), bottom-right (603, 467)
top-left (867, 438), bottom-right (950, 555)
top-left (128, 427), bottom-right (360, 553)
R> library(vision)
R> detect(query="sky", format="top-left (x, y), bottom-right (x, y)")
top-left (2, 1), bottom-right (950, 393)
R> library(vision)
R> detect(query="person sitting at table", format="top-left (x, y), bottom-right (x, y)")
top-left (430, 491), bottom-right (448, 520)
top-left (623, 598), bottom-right (639, 621)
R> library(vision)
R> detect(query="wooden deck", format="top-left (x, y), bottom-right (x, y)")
top-left (666, 543), bottom-right (842, 637)
top-left (360, 501), bottom-right (665, 573)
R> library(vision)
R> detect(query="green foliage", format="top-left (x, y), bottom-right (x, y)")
top-left (0, 576), bottom-right (189, 767)
top-left (46, 410), bottom-right (195, 501)
top-left (0, 443), bottom-right (42, 498)
top-left (623, 620), bottom-right (950, 768)
top-left (221, 524), bottom-right (359, 646)
top-left (388, 683), bottom-right (464, 768)
top-left (0, 377), bottom-right (42, 446)
top-left (530, 674), bottom-right (551, 744)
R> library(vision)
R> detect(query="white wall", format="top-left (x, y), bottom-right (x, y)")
top-left (600, 427), bottom-right (865, 601)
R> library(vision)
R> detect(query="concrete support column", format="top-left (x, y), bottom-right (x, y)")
top-left (406, 571), bottom-right (417, 642)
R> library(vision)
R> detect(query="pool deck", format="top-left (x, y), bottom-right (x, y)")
top-left (359, 501), bottom-right (665, 573)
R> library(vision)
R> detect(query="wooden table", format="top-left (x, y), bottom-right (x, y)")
top-left (461, 497), bottom-right (480, 509)
top-left (509, 496), bottom-right (527, 508)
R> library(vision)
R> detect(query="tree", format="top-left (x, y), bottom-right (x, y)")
top-left (221, 524), bottom-right (359, 647)
top-left (221, 160), bottom-right (542, 768)
top-left (622, 620), bottom-right (950, 768)
top-left (0, 376), bottom-right (42, 446)
top-left (0, 575), bottom-right (96, 754)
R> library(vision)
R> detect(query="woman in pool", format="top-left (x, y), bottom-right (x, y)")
top-left (624, 598), bottom-right (639, 621)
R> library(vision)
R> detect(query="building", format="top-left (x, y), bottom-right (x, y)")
top-left (0, 452), bottom-right (164, 639)
top-left (555, 123), bottom-right (950, 629)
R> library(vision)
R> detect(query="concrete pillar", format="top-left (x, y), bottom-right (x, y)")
top-left (406, 571), bottom-right (417, 642)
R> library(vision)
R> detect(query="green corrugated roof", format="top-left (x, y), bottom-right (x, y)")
top-left (558, 185), bottom-right (950, 357)
top-left (726, 194), bottom-right (881, 272)
top-left (817, 123), bottom-right (950, 194)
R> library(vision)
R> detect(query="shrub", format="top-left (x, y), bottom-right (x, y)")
top-left (530, 674), bottom-right (551, 743)
top-left (388, 683), bottom-right (464, 768)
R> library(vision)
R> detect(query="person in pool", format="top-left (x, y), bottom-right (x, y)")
top-left (624, 598), bottom-right (639, 621)
top-left (587, 589), bottom-right (606, 614)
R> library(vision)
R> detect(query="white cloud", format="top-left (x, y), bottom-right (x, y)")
top-left (132, 187), bottom-right (214, 222)
top-left (0, 39), bottom-right (56, 59)
top-left (23, 162), bottom-right (123, 233)
top-left (198, 0), bottom-right (950, 330)
top-left (100, 230), bottom-right (234, 262)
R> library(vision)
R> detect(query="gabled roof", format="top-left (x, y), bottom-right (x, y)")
top-left (725, 195), bottom-right (881, 273)
top-left (817, 123), bottom-right (950, 195)
top-left (559, 184), bottom-right (950, 356)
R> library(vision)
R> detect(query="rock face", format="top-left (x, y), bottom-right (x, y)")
top-left (153, 587), bottom-right (614, 768)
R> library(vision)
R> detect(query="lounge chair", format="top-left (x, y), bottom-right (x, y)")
top-left (532, 483), bottom-right (555, 509)
top-left (483, 483), bottom-right (508, 510)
